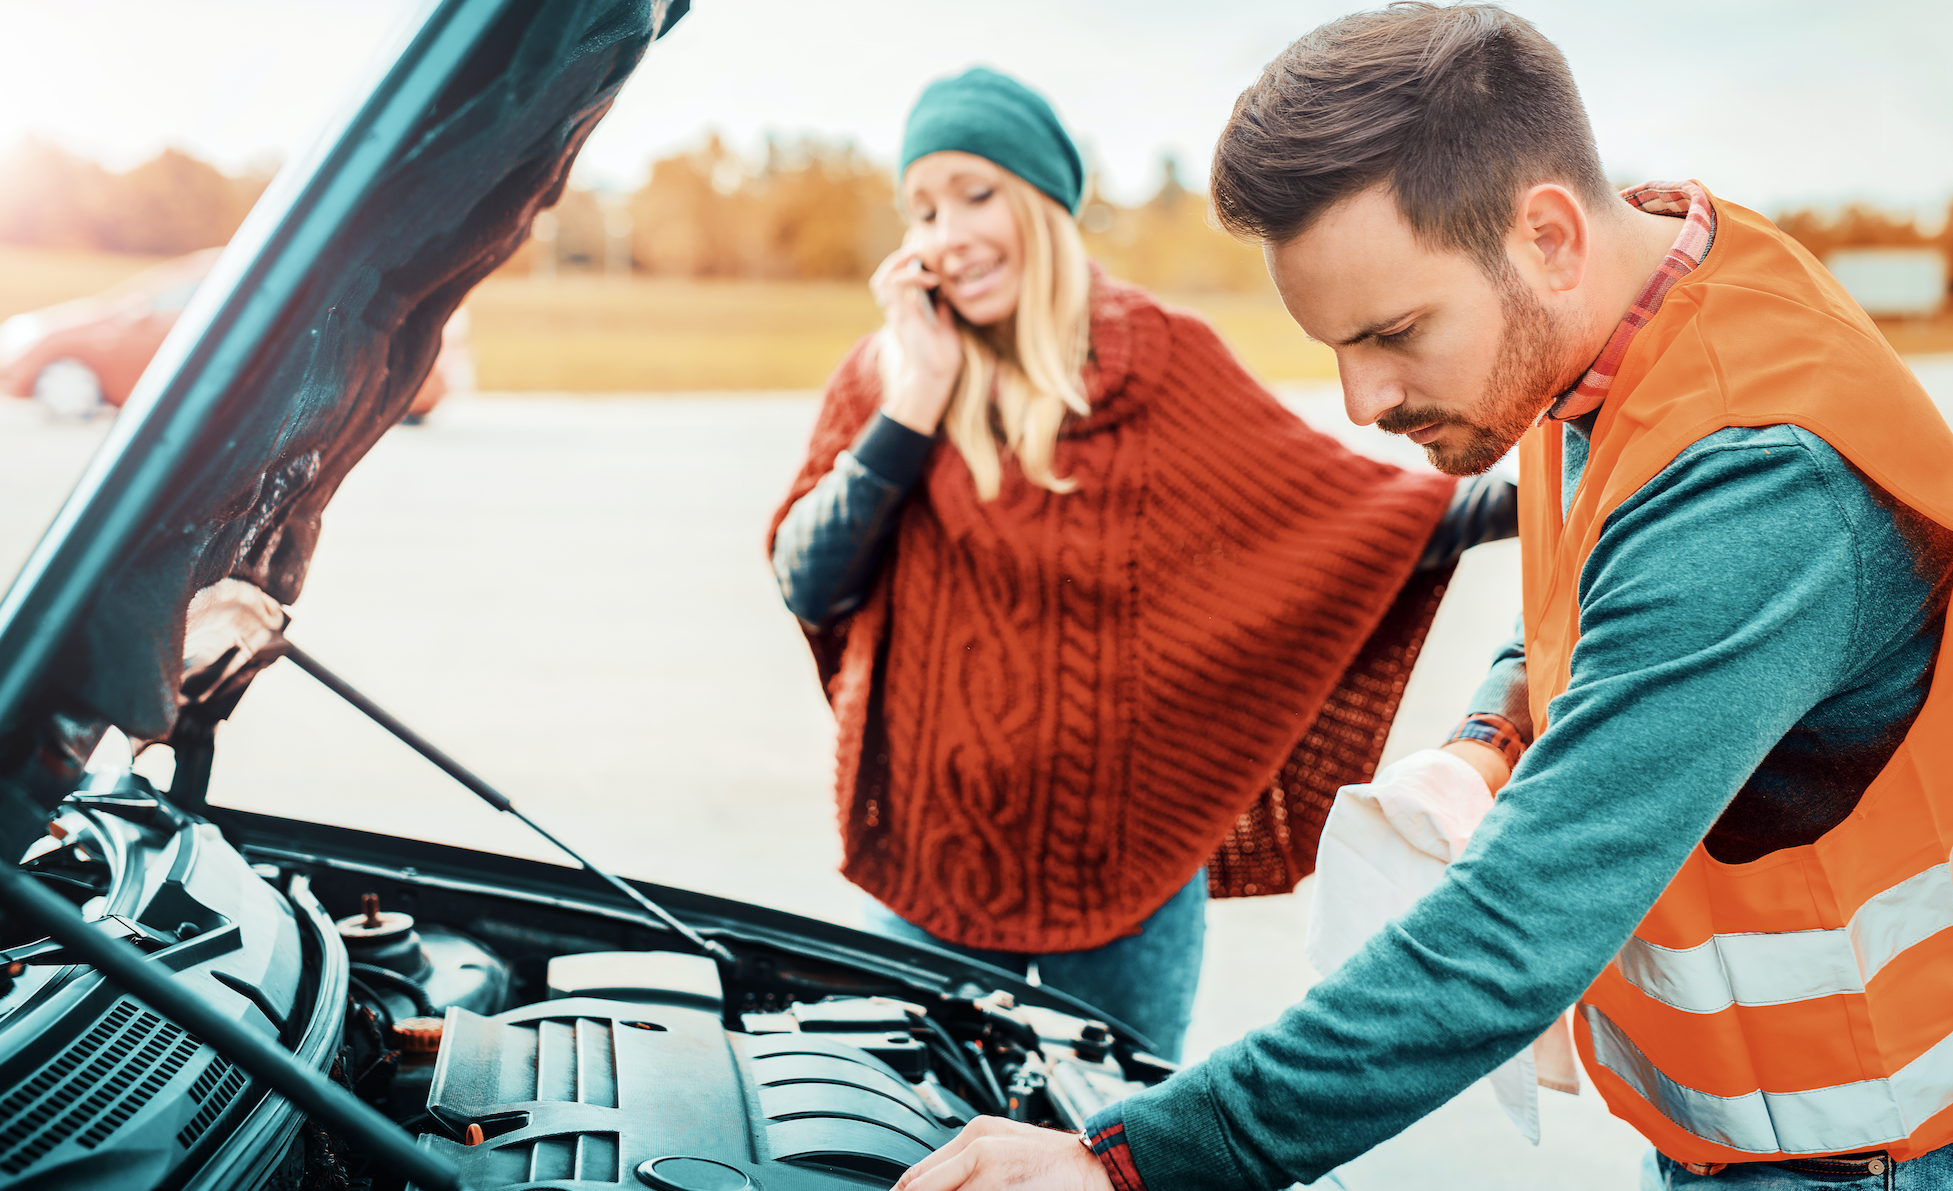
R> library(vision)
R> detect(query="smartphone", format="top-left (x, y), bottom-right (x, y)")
top-left (910, 258), bottom-right (937, 318)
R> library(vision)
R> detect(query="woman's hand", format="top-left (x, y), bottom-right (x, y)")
top-left (870, 241), bottom-right (962, 435)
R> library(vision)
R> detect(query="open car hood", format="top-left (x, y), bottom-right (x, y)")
top-left (0, 0), bottom-right (687, 857)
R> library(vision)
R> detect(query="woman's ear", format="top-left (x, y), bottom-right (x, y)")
top-left (1511, 183), bottom-right (1589, 295)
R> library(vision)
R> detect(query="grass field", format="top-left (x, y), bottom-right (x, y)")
top-left (465, 273), bottom-right (1344, 389)
top-left (8, 244), bottom-right (1949, 391)
top-left (0, 244), bottom-right (175, 318)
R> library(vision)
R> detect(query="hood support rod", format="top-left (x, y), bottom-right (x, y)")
top-left (283, 643), bottom-right (735, 967)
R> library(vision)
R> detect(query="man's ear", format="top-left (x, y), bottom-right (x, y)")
top-left (1510, 183), bottom-right (1590, 295)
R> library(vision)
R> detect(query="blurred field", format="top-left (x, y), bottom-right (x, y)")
top-left (0, 243), bottom-right (171, 316)
top-left (464, 271), bottom-right (1338, 390)
top-left (465, 275), bottom-right (885, 391)
top-left (1, 244), bottom-right (1338, 388)
top-left (15, 243), bottom-right (1953, 391)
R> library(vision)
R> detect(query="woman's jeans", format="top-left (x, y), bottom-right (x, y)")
top-left (862, 870), bottom-right (1207, 1062)
top-left (1641, 1143), bottom-right (1953, 1189)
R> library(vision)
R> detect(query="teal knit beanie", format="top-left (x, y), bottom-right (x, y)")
top-left (899, 67), bottom-right (1085, 215)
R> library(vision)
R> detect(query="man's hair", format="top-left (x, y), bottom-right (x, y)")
top-left (1211, 3), bottom-right (1615, 269)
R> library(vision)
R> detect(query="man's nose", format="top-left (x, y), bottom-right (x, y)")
top-left (1338, 357), bottom-right (1405, 427)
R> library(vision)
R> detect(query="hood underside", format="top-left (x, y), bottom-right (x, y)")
top-left (0, 0), bottom-right (687, 858)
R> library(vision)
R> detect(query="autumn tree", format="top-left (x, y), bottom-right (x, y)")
top-left (0, 138), bottom-right (266, 256)
top-left (0, 138), bottom-right (116, 250)
top-left (747, 135), bottom-right (902, 280)
top-left (627, 133), bottom-right (757, 277)
top-left (1078, 156), bottom-right (1267, 293)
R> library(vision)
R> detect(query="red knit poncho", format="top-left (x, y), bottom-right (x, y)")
top-left (770, 276), bottom-right (1456, 953)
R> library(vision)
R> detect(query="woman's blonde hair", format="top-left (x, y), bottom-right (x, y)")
top-left (882, 170), bottom-right (1093, 500)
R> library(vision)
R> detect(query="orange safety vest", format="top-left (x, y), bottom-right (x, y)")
top-left (1518, 190), bottom-right (1953, 1164)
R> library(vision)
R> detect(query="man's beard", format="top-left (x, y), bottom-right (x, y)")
top-left (1377, 278), bottom-right (1582, 476)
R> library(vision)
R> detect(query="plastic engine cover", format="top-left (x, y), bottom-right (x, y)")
top-left (413, 997), bottom-right (961, 1190)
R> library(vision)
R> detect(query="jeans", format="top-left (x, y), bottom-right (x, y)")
top-left (862, 870), bottom-right (1208, 1062)
top-left (1640, 1143), bottom-right (1953, 1189)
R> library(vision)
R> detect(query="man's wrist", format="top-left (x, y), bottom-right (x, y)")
top-left (1442, 713), bottom-right (1523, 793)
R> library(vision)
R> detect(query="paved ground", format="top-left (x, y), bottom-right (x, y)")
top-left (5, 356), bottom-right (1950, 1189)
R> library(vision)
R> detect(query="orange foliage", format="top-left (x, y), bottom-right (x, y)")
top-left (518, 136), bottom-right (1267, 293)
top-left (0, 138), bottom-right (266, 257)
top-left (10, 131), bottom-right (1953, 310)
top-left (1776, 202), bottom-right (1953, 262)
top-left (1777, 202), bottom-right (1953, 350)
top-left (3, 134), bottom-right (1263, 296)
top-left (617, 133), bottom-right (902, 280)
top-left (1077, 157), bottom-right (1267, 293)
top-left (626, 134), bottom-right (756, 278)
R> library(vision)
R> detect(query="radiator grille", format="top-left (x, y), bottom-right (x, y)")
top-left (0, 999), bottom-right (201, 1174)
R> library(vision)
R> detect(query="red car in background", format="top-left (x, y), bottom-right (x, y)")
top-left (0, 248), bottom-right (473, 421)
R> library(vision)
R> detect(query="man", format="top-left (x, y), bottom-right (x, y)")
top-left (895, 4), bottom-right (1953, 1188)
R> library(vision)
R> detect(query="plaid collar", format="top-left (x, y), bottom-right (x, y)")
top-left (1544, 180), bottom-right (1716, 423)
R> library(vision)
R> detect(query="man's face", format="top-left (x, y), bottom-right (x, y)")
top-left (1266, 186), bottom-right (1581, 476)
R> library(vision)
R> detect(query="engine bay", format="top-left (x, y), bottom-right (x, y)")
top-left (0, 772), bottom-right (1164, 1190)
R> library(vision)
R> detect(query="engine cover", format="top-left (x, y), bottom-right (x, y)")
top-left (416, 997), bottom-right (960, 1190)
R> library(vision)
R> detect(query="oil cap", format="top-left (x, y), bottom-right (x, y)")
top-left (635, 1157), bottom-right (752, 1191)
top-left (391, 1016), bottom-right (445, 1053)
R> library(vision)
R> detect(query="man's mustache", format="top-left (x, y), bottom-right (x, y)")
top-left (1375, 405), bottom-right (1470, 436)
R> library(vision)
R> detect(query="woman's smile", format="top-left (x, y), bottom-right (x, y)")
top-left (946, 258), bottom-right (1004, 301)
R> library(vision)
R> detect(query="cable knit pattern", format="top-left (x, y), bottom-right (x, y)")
top-left (769, 275), bottom-right (1456, 952)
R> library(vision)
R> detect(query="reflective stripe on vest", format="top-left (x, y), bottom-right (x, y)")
top-left (1585, 1003), bottom-right (1953, 1155)
top-left (1614, 862), bottom-right (1953, 1014)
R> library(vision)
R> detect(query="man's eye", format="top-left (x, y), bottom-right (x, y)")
top-left (1378, 324), bottom-right (1417, 347)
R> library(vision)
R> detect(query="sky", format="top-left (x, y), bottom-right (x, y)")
top-left (1, 0), bottom-right (1949, 220)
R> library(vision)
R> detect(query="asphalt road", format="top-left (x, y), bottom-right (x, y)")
top-left (5, 357), bottom-right (1950, 1189)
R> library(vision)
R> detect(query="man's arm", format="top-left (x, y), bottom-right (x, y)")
top-left (1106, 431), bottom-right (1866, 1190)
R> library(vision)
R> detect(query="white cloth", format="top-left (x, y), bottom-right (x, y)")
top-left (1303, 748), bottom-right (1579, 1145)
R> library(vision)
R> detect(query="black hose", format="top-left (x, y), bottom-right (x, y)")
top-left (349, 962), bottom-right (437, 1017)
top-left (346, 976), bottom-right (396, 1038)
top-left (907, 1015), bottom-right (1004, 1115)
top-left (971, 1043), bottom-right (1009, 1112)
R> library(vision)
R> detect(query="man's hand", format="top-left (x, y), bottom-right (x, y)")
top-left (895, 1118), bottom-right (1113, 1191)
top-left (1439, 738), bottom-right (1511, 795)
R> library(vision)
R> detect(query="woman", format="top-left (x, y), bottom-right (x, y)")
top-left (767, 67), bottom-right (1514, 1060)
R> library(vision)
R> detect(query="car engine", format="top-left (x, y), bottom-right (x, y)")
top-left (0, 772), bottom-right (1162, 1191)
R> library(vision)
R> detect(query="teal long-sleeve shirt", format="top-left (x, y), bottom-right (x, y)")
top-left (1100, 421), bottom-right (1949, 1190)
